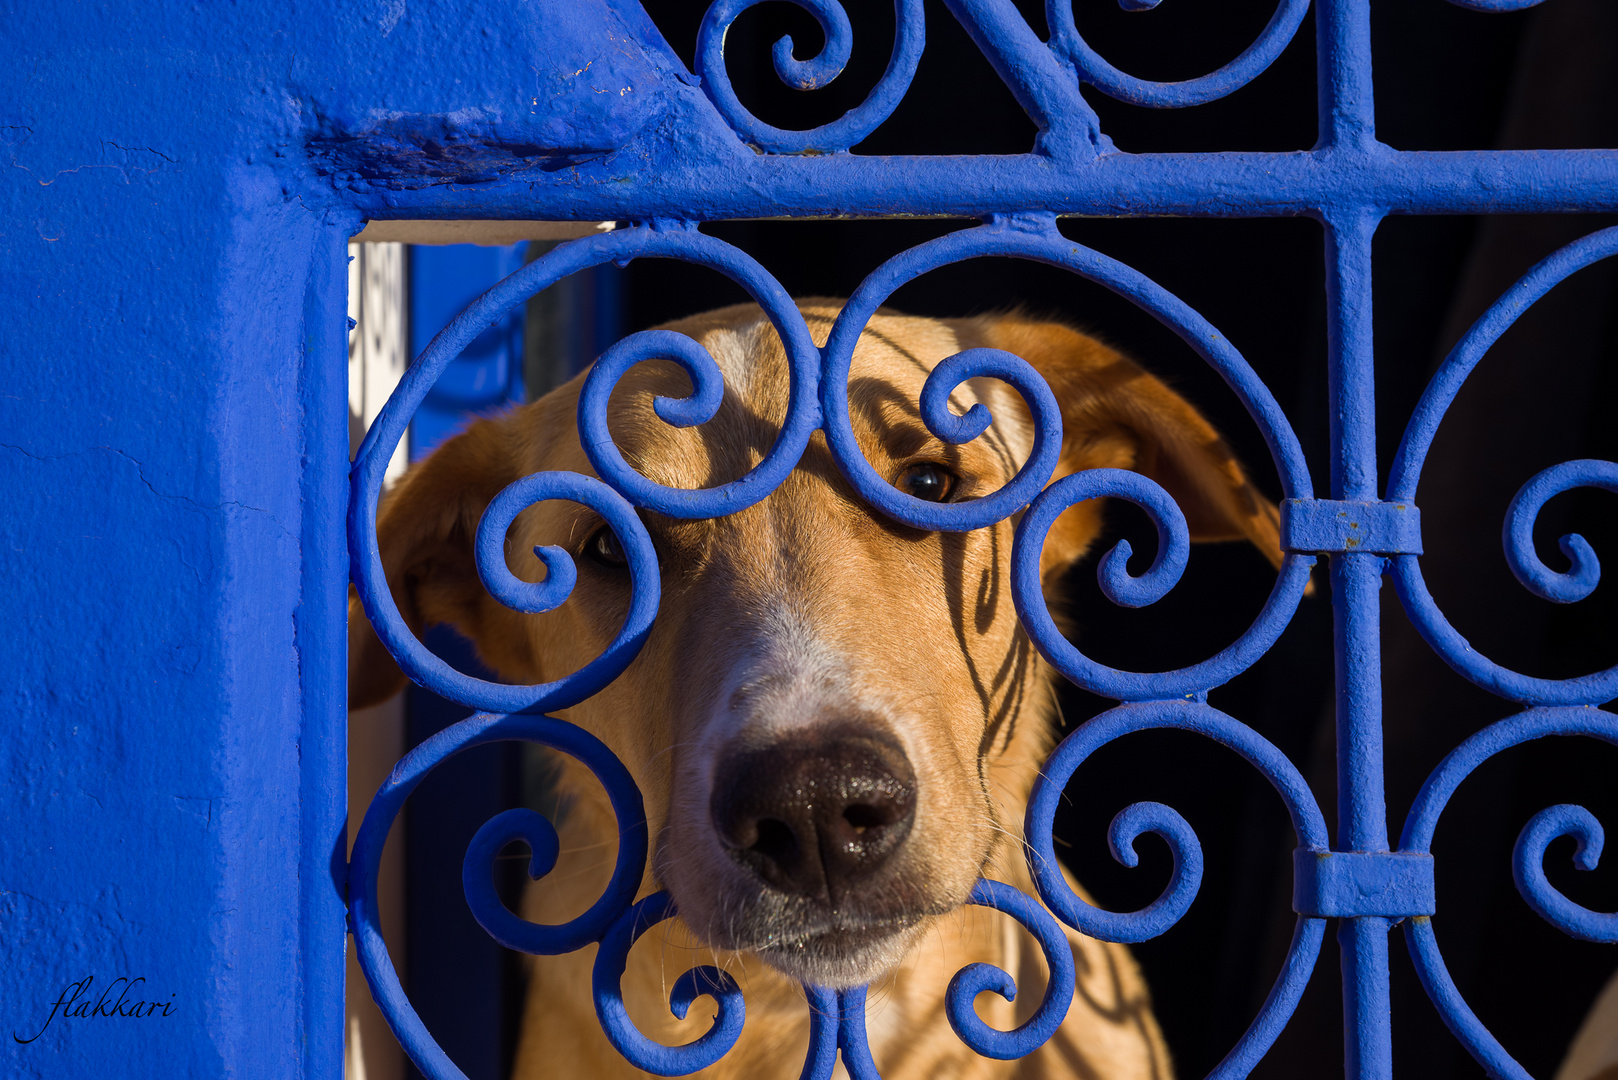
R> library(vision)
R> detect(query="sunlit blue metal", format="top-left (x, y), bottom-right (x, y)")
top-left (936, 0), bottom-right (1107, 159)
top-left (1387, 226), bottom-right (1618, 506)
top-left (695, 0), bottom-right (926, 154)
top-left (1385, 226), bottom-right (1618, 707)
top-left (1015, 470), bottom-right (1315, 700)
top-left (1045, 0), bottom-right (1311, 109)
top-left (356, 464), bottom-right (661, 715)
top-left (587, 876), bottom-right (1086, 1077)
top-left (823, 212), bottom-right (1314, 534)
top-left (1280, 499), bottom-right (1422, 556)
top-left (1026, 701), bottom-right (1328, 938)
top-left (587, 883), bottom-right (1077, 1078)
top-left (349, 713), bottom-right (649, 1080)
top-left (351, 233), bottom-right (665, 715)
top-left (1024, 699), bottom-right (1329, 1076)
top-left (1291, 851), bottom-right (1435, 919)
top-left (945, 880), bottom-right (1079, 1060)
top-left (1503, 460), bottom-right (1618, 605)
top-left (345, 148), bottom-right (1618, 222)
top-left (1444, 0), bottom-right (1546, 10)
top-left (796, 985), bottom-right (886, 1080)
top-left (1513, 805), bottom-right (1618, 943)
top-left (1398, 706), bottom-right (1618, 1080)
top-left (831, 985), bottom-right (883, 1080)
top-left (335, 1), bottom-right (1618, 1078)
top-left (1400, 707), bottom-right (1618, 939)
top-left (592, 891), bottom-right (748, 1076)
top-left (575, 226), bottom-right (824, 518)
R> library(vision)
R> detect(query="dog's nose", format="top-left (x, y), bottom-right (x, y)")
top-left (710, 729), bottom-right (916, 903)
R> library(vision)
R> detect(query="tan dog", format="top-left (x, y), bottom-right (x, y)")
top-left (350, 300), bottom-right (1285, 1079)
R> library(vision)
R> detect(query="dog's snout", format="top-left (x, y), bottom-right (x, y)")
top-left (710, 729), bottom-right (916, 903)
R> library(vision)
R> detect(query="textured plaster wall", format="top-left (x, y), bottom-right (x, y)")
top-left (0, 2), bottom-right (671, 1075)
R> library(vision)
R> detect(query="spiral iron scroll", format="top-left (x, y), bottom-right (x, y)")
top-left (1398, 708), bottom-right (1618, 1080)
top-left (346, 217), bottom-right (1352, 1077)
top-left (1372, 225), bottom-right (1618, 1078)
top-left (825, 214), bottom-right (1317, 700)
top-left (1025, 700), bottom-right (1330, 1078)
top-left (694, 0), bottom-right (924, 153)
top-left (349, 216), bottom-right (1618, 1079)
top-left (1045, 0), bottom-right (1311, 109)
top-left (348, 713), bottom-right (650, 1080)
top-left (688, 0), bottom-right (1314, 156)
top-left (1386, 225), bottom-right (1618, 706)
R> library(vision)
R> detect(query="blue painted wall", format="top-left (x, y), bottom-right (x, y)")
top-left (0, 2), bottom-right (665, 1075)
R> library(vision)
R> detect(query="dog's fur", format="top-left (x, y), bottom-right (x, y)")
top-left (350, 300), bottom-right (1285, 1078)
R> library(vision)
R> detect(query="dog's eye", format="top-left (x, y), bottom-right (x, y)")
top-left (896, 462), bottom-right (958, 503)
top-left (583, 526), bottom-right (628, 568)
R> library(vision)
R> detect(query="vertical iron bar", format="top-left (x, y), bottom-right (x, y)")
top-left (1318, 1), bottom-right (1394, 1072)
top-left (1340, 910), bottom-right (1395, 1080)
top-left (1324, 204), bottom-right (1394, 1079)
top-left (1332, 537), bottom-right (1394, 1080)
top-left (1315, 0), bottom-right (1377, 152)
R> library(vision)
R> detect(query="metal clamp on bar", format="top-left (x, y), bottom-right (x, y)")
top-left (1280, 498), bottom-right (1423, 555)
top-left (1293, 849), bottom-right (1436, 918)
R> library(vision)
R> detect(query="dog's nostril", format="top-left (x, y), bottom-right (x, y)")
top-left (842, 802), bottom-right (893, 834)
top-left (711, 727), bottom-right (916, 902)
top-left (752, 818), bottom-right (798, 862)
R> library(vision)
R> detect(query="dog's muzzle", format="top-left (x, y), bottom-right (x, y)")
top-left (710, 726), bottom-right (916, 907)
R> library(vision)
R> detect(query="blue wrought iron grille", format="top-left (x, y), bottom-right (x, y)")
top-left (344, 2), bottom-right (1618, 1078)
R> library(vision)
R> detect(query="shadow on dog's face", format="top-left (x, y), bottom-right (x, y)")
top-left (349, 300), bottom-right (1284, 988)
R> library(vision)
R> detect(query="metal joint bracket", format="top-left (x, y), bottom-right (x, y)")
top-left (1280, 499), bottom-right (1422, 555)
top-left (1293, 849), bottom-right (1436, 919)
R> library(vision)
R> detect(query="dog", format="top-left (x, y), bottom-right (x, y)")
top-left (349, 299), bottom-right (1286, 1078)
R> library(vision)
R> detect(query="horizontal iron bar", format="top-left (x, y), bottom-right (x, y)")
top-left (343, 147), bottom-right (1618, 222)
top-left (1281, 499), bottom-right (1422, 555)
top-left (1293, 849), bottom-right (1436, 919)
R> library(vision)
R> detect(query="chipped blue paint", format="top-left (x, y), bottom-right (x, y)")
top-left (1281, 499), bottom-right (1423, 556)
top-left (6, 0), bottom-right (1617, 1078)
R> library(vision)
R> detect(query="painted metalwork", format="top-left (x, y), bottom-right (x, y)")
top-left (342, 1), bottom-right (1618, 1078)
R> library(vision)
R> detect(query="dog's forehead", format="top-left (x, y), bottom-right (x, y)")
top-left (602, 304), bottom-right (1029, 488)
top-left (662, 304), bottom-right (1018, 415)
top-left (663, 303), bottom-right (963, 391)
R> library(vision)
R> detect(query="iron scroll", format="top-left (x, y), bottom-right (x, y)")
top-left (346, 1), bottom-right (1618, 1077)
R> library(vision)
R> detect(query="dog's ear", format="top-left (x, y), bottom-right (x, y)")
top-left (953, 313), bottom-right (1285, 581)
top-left (348, 415), bottom-right (522, 710)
